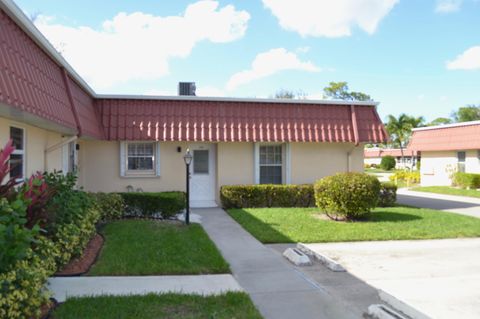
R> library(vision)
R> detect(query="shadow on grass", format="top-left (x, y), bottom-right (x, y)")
top-left (367, 211), bottom-right (423, 223)
top-left (229, 208), bottom-right (293, 243)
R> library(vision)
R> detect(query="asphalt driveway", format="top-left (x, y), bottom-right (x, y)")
top-left (302, 238), bottom-right (480, 319)
top-left (397, 188), bottom-right (480, 218)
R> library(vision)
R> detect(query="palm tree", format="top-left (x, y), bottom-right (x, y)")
top-left (385, 114), bottom-right (425, 167)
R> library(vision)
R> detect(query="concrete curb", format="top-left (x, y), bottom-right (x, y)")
top-left (378, 290), bottom-right (431, 319)
top-left (297, 243), bottom-right (346, 272)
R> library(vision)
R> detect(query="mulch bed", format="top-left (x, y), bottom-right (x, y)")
top-left (54, 233), bottom-right (104, 276)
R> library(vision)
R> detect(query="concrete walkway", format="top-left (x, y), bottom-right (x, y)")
top-left (397, 188), bottom-right (480, 218)
top-left (48, 274), bottom-right (242, 302)
top-left (195, 208), bottom-right (357, 319)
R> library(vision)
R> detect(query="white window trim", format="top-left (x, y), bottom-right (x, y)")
top-left (254, 142), bottom-right (291, 184)
top-left (10, 125), bottom-right (26, 182)
top-left (120, 141), bottom-right (160, 178)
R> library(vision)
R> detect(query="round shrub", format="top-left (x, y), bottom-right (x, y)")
top-left (380, 155), bottom-right (396, 171)
top-left (314, 172), bottom-right (381, 221)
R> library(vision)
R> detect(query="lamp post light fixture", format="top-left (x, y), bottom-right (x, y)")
top-left (183, 148), bottom-right (193, 225)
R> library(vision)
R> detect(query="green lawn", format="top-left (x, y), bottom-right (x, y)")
top-left (365, 168), bottom-right (396, 174)
top-left (51, 293), bottom-right (262, 319)
top-left (227, 207), bottom-right (480, 243)
top-left (89, 220), bottom-right (229, 275)
top-left (412, 186), bottom-right (480, 199)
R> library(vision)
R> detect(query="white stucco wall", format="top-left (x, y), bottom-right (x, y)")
top-left (420, 150), bottom-right (480, 186)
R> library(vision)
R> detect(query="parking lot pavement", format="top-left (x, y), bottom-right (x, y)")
top-left (302, 238), bottom-right (480, 319)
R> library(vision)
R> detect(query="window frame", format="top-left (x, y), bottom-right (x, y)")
top-left (125, 142), bottom-right (156, 175)
top-left (254, 143), bottom-right (291, 185)
top-left (9, 125), bottom-right (26, 182)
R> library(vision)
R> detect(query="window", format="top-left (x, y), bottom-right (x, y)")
top-left (67, 141), bottom-right (76, 173)
top-left (9, 126), bottom-right (25, 180)
top-left (457, 151), bottom-right (466, 173)
top-left (259, 145), bottom-right (283, 184)
top-left (127, 143), bottom-right (155, 171)
top-left (193, 150), bottom-right (209, 174)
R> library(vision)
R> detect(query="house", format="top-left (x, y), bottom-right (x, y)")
top-left (408, 121), bottom-right (480, 186)
top-left (0, 0), bottom-right (388, 207)
top-left (364, 148), bottom-right (419, 169)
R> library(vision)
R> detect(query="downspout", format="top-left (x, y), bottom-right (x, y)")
top-left (44, 68), bottom-right (82, 172)
top-left (348, 104), bottom-right (360, 172)
top-left (44, 135), bottom-right (78, 171)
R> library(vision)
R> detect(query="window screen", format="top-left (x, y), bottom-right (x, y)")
top-left (127, 143), bottom-right (154, 170)
top-left (193, 150), bottom-right (209, 174)
top-left (259, 145), bottom-right (282, 184)
top-left (9, 127), bottom-right (24, 179)
top-left (457, 151), bottom-right (466, 173)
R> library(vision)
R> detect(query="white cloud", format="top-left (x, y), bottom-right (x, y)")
top-left (35, 1), bottom-right (250, 89)
top-left (143, 89), bottom-right (176, 96)
top-left (262, 0), bottom-right (398, 38)
top-left (446, 46), bottom-right (480, 70)
top-left (435, 0), bottom-right (463, 13)
top-left (196, 86), bottom-right (225, 96)
top-left (226, 48), bottom-right (319, 90)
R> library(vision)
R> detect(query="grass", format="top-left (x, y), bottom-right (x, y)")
top-left (51, 292), bottom-right (262, 319)
top-left (88, 220), bottom-right (229, 275)
top-left (412, 186), bottom-right (480, 199)
top-left (227, 206), bottom-right (480, 243)
top-left (365, 168), bottom-right (397, 174)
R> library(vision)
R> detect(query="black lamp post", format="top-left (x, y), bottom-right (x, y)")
top-left (183, 148), bottom-right (193, 225)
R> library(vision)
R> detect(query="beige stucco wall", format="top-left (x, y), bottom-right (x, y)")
top-left (78, 140), bottom-right (188, 192)
top-left (0, 116), bottom-right (64, 178)
top-left (420, 150), bottom-right (480, 186)
top-left (290, 142), bottom-right (363, 184)
top-left (217, 142), bottom-right (254, 187)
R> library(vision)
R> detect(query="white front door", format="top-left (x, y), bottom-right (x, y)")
top-left (189, 144), bottom-right (217, 208)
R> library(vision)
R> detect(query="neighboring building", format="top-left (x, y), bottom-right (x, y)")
top-left (364, 148), bottom-right (418, 169)
top-left (0, 0), bottom-right (388, 207)
top-left (408, 121), bottom-right (480, 186)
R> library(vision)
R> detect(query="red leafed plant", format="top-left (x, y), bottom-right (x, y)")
top-left (21, 172), bottom-right (55, 228)
top-left (0, 139), bottom-right (54, 228)
top-left (0, 139), bottom-right (19, 198)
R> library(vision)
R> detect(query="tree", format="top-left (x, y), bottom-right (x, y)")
top-left (427, 117), bottom-right (453, 126)
top-left (452, 105), bottom-right (480, 122)
top-left (273, 89), bottom-right (307, 99)
top-left (323, 81), bottom-right (372, 101)
top-left (385, 114), bottom-right (425, 166)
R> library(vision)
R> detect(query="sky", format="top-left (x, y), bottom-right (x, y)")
top-left (14, 0), bottom-right (480, 122)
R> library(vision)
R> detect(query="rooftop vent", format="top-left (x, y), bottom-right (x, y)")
top-left (178, 82), bottom-right (196, 96)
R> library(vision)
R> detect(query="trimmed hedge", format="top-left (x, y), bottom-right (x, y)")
top-left (119, 192), bottom-right (185, 219)
top-left (90, 192), bottom-right (125, 222)
top-left (220, 184), bottom-right (315, 209)
top-left (452, 172), bottom-right (480, 189)
top-left (380, 155), bottom-right (396, 171)
top-left (314, 172), bottom-right (380, 220)
top-left (378, 182), bottom-right (397, 207)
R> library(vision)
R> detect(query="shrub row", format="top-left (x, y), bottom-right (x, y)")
top-left (220, 184), bottom-right (315, 209)
top-left (90, 192), bottom-right (124, 222)
top-left (119, 192), bottom-right (185, 219)
top-left (452, 172), bottom-right (480, 189)
top-left (389, 170), bottom-right (420, 185)
top-left (0, 172), bottom-right (100, 319)
top-left (378, 182), bottom-right (397, 207)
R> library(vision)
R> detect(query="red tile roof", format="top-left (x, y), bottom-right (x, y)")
top-left (408, 121), bottom-right (480, 151)
top-left (0, 4), bottom-right (387, 143)
top-left (97, 98), bottom-right (387, 143)
top-left (364, 148), bottom-right (417, 158)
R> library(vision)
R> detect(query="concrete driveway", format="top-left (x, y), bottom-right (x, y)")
top-left (302, 238), bottom-right (480, 319)
top-left (397, 188), bottom-right (480, 218)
